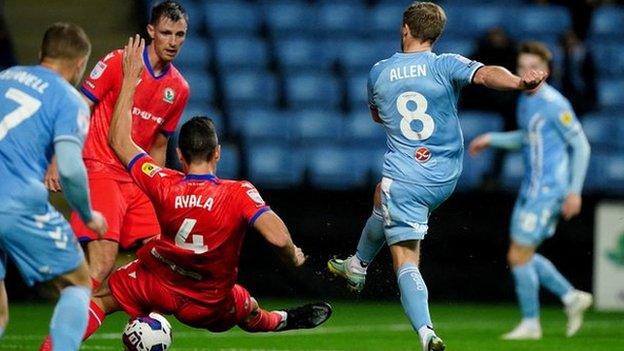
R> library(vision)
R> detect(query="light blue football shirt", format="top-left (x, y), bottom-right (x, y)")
top-left (0, 65), bottom-right (89, 214)
top-left (368, 51), bottom-right (483, 186)
top-left (517, 83), bottom-right (582, 199)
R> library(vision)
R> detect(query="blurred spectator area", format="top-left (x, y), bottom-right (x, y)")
top-left (157, 1), bottom-right (624, 196)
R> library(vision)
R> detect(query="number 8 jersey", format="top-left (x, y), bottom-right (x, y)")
top-left (368, 51), bottom-right (483, 186)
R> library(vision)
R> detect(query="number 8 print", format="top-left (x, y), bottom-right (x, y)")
top-left (397, 91), bottom-right (434, 141)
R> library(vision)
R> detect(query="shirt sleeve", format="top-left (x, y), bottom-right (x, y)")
top-left (367, 61), bottom-right (385, 111)
top-left (161, 85), bottom-right (188, 136)
top-left (236, 181), bottom-right (271, 225)
top-left (550, 105), bottom-right (583, 142)
top-left (439, 54), bottom-right (484, 88)
top-left (79, 50), bottom-right (122, 104)
top-left (127, 152), bottom-right (176, 203)
top-left (53, 91), bottom-right (90, 146)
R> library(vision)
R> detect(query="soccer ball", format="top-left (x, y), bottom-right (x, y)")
top-left (122, 312), bottom-right (172, 351)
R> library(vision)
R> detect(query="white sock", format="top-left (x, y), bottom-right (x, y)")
top-left (275, 310), bottom-right (288, 330)
top-left (521, 317), bottom-right (540, 329)
top-left (562, 290), bottom-right (576, 306)
top-left (418, 325), bottom-right (434, 347)
top-left (348, 256), bottom-right (367, 275)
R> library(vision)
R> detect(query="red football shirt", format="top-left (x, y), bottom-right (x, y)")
top-left (80, 48), bottom-right (189, 181)
top-left (128, 153), bottom-right (271, 303)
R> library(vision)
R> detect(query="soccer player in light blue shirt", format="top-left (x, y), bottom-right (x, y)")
top-left (328, 3), bottom-right (547, 350)
top-left (469, 41), bottom-right (592, 340)
top-left (0, 23), bottom-right (107, 351)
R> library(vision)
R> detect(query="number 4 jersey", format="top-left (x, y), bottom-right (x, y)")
top-left (368, 51), bottom-right (483, 186)
top-left (0, 65), bottom-right (89, 214)
top-left (126, 152), bottom-right (271, 303)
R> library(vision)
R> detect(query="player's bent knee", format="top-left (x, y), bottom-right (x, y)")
top-left (389, 240), bottom-right (421, 271)
top-left (57, 261), bottom-right (92, 289)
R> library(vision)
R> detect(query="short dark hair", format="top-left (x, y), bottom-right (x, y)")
top-left (518, 41), bottom-right (553, 64)
top-left (150, 0), bottom-right (188, 25)
top-left (178, 117), bottom-right (218, 164)
top-left (40, 22), bottom-right (91, 61)
top-left (403, 2), bottom-right (446, 44)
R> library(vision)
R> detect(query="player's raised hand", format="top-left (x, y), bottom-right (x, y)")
top-left (561, 193), bottom-right (582, 221)
top-left (86, 211), bottom-right (108, 237)
top-left (122, 34), bottom-right (144, 81)
top-left (519, 69), bottom-right (547, 90)
top-left (468, 133), bottom-right (491, 157)
top-left (293, 245), bottom-right (307, 267)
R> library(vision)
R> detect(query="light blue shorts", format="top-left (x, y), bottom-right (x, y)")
top-left (380, 177), bottom-right (456, 246)
top-left (510, 195), bottom-right (563, 246)
top-left (0, 204), bottom-right (84, 286)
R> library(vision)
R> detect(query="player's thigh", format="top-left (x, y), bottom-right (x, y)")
top-left (0, 206), bottom-right (85, 286)
top-left (176, 284), bottom-right (253, 332)
top-left (108, 260), bottom-right (178, 318)
top-left (70, 177), bottom-right (126, 244)
top-left (120, 183), bottom-right (160, 250)
top-left (381, 177), bottom-right (455, 246)
top-left (510, 196), bottom-right (562, 246)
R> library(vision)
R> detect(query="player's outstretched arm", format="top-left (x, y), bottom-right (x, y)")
top-left (469, 130), bottom-right (524, 156)
top-left (473, 65), bottom-right (547, 91)
top-left (253, 211), bottom-right (306, 267)
top-left (108, 35), bottom-right (145, 167)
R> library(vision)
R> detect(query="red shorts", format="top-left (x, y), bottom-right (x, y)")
top-left (70, 177), bottom-right (160, 249)
top-left (108, 260), bottom-right (253, 332)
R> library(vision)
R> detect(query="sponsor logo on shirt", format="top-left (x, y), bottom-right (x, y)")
top-left (246, 189), bottom-right (265, 206)
top-left (132, 107), bottom-right (164, 125)
top-left (141, 162), bottom-right (161, 177)
top-left (89, 61), bottom-right (107, 80)
top-left (414, 147), bottom-right (431, 163)
top-left (163, 87), bottom-right (175, 104)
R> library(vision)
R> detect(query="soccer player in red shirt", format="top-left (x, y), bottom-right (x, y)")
top-left (39, 36), bottom-right (331, 350)
top-left (45, 1), bottom-right (190, 287)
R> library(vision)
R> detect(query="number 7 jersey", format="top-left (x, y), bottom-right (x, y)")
top-left (368, 51), bottom-right (483, 186)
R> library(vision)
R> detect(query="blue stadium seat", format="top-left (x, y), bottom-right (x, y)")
top-left (434, 39), bottom-right (476, 57)
top-left (204, 1), bottom-right (260, 35)
top-left (291, 110), bottom-right (344, 146)
top-left (222, 72), bottom-right (278, 109)
top-left (459, 111), bottom-right (504, 142)
top-left (247, 144), bottom-right (305, 188)
top-left (275, 38), bottom-right (332, 73)
top-left (597, 79), bottom-right (624, 109)
top-left (263, 2), bottom-right (315, 38)
top-left (346, 76), bottom-right (368, 110)
top-left (284, 73), bottom-right (341, 109)
top-left (214, 36), bottom-right (269, 71)
top-left (217, 143), bottom-right (240, 180)
top-left (175, 37), bottom-right (210, 69)
top-left (581, 112), bottom-right (618, 151)
top-left (588, 153), bottom-right (624, 194)
top-left (444, 5), bottom-right (510, 37)
top-left (345, 112), bottom-right (386, 148)
top-left (591, 42), bottom-right (624, 77)
top-left (501, 152), bottom-right (524, 192)
top-left (183, 70), bottom-right (214, 105)
top-left (590, 6), bottom-right (624, 40)
top-left (340, 40), bottom-right (392, 73)
top-left (306, 147), bottom-right (369, 189)
top-left (370, 3), bottom-right (405, 38)
top-left (317, 3), bottom-right (367, 37)
top-left (238, 112), bottom-right (291, 145)
top-left (513, 6), bottom-right (571, 36)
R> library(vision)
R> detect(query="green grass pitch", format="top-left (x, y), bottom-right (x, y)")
top-left (1, 300), bottom-right (622, 350)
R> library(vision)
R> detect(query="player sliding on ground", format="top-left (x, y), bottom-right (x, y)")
top-left (469, 41), bottom-right (592, 340)
top-left (40, 35), bottom-right (331, 350)
top-left (328, 2), bottom-right (546, 350)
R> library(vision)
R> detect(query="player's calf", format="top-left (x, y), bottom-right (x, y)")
top-left (86, 240), bottom-right (120, 285)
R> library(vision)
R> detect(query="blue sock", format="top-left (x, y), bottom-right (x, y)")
top-left (511, 262), bottom-right (540, 319)
top-left (533, 254), bottom-right (573, 299)
top-left (50, 286), bottom-right (91, 351)
top-left (397, 263), bottom-right (432, 331)
top-left (355, 209), bottom-right (385, 265)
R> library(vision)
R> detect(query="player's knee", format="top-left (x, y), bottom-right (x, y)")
top-left (507, 247), bottom-right (531, 267)
top-left (87, 241), bottom-right (119, 281)
top-left (373, 183), bottom-right (382, 210)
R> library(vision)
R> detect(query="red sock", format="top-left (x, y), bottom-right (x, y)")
top-left (38, 301), bottom-right (106, 351)
top-left (91, 278), bottom-right (101, 291)
top-left (239, 309), bottom-right (284, 332)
